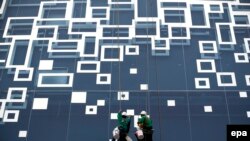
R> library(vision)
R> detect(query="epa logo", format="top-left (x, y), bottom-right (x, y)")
top-left (231, 131), bottom-right (247, 138)
top-left (227, 125), bottom-right (250, 141)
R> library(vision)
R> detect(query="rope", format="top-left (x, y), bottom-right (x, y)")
top-left (178, 2), bottom-right (193, 141)
top-left (148, 0), bottom-right (162, 140)
top-left (108, 0), bottom-right (117, 139)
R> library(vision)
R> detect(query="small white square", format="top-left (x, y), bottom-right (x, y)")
top-left (38, 60), bottom-right (53, 70)
top-left (247, 111), bottom-right (250, 118)
top-left (85, 106), bottom-right (97, 115)
top-left (32, 98), bottom-right (48, 110)
top-left (167, 100), bottom-right (176, 107)
top-left (239, 91), bottom-right (248, 98)
top-left (126, 109), bottom-right (135, 116)
top-left (130, 68), bottom-right (137, 74)
top-left (117, 91), bottom-right (129, 100)
top-left (71, 92), bottom-right (87, 103)
top-left (3, 110), bottom-right (19, 122)
top-left (204, 106), bottom-right (213, 112)
top-left (97, 100), bottom-right (105, 106)
top-left (19, 131), bottom-right (27, 138)
top-left (111, 113), bottom-right (118, 120)
top-left (140, 84), bottom-right (148, 90)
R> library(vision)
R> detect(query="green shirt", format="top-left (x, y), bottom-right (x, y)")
top-left (138, 115), bottom-right (153, 128)
top-left (117, 112), bottom-right (131, 132)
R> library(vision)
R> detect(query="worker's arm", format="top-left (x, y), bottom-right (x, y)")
top-left (117, 112), bottom-right (122, 124)
top-left (138, 116), bottom-right (145, 124)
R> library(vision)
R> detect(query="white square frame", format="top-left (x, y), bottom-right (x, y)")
top-left (216, 72), bottom-right (237, 87)
top-left (77, 61), bottom-right (100, 73)
top-left (14, 67), bottom-right (34, 81)
top-left (199, 41), bottom-right (218, 54)
top-left (37, 73), bottom-right (74, 87)
top-left (100, 45), bottom-right (124, 62)
top-left (195, 78), bottom-right (210, 89)
top-left (125, 45), bottom-right (139, 55)
top-left (96, 73), bottom-right (111, 85)
top-left (234, 53), bottom-right (249, 63)
top-left (196, 59), bottom-right (216, 73)
top-left (7, 87), bottom-right (27, 103)
top-left (3, 110), bottom-right (20, 122)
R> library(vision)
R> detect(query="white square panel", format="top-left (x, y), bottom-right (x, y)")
top-left (195, 78), bottom-right (210, 89)
top-left (247, 111), bottom-right (250, 118)
top-left (19, 130), bottom-right (27, 138)
top-left (167, 100), bottom-right (176, 107)
top-left (204, 106), bottom-right (213, 112)
top-left (38, 60), bottom-right (53, 70)
top-left (130, 68), bottom-right (137, 74)
top-left (71, 92), bottom-right (87, 103)
top-left (126, 109), bottom-right (135, 116)
top-left (140, 84), bottom-right (148, 90)
top-left (85, 105), bottom-right (97, 115)
top-left (117, 91), bottom-right (129, 100)
top-left (111, 113), bottom-right (118, 120)
top-left (3, 110), bottom-right (19, 122)
top-left (97, 100), bottom-right (105, 106)
top-left (239, 91), bottom-right (248, 98)
top-left (32, 98), bottom-right (48, 110)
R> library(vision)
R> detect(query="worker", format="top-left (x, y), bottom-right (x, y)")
top-left (112, 110), bottom-right (132, 141)
top-left (135, 111), bottom-right (153, 141)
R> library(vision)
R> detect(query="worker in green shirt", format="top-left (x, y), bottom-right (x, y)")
top-left (136, 111), bottom-right (153, 141)
top-left (112, 110), bottom-right (132, 141)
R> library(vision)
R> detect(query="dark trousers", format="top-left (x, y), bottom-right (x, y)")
top-left (112, 130), bottom-right (127, 141)
top-left (135, 127), bottom-right (153, 141)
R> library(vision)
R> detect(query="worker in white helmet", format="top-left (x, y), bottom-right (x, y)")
top-left (135, 111), bottom-right (153, 141)
top-left (112, 110), bottom-right (132, 141)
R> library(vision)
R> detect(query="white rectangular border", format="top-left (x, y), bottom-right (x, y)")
top-left (37, 73), bottom-right (74, 87)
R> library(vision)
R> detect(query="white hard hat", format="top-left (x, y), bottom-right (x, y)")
top-left (140, 111), bottom-right (147, 115)
top-left (122, 112), bottom-right (127, 116)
